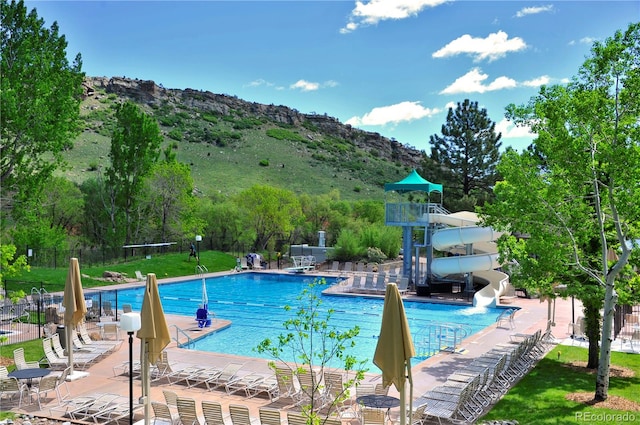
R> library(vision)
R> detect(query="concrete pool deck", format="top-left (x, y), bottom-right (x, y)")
top-left (9, 269), bottom-right (627, 423)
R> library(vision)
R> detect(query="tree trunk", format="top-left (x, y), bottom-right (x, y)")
top-left (581, 300), bottom-right (601, 369)
top-left (595, 279), bottom-right (618, 401)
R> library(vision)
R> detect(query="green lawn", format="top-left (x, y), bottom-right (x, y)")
top-left (7, 250), bottom-right (237, 293)
top-left (479, 345), bottom-right (640, 424)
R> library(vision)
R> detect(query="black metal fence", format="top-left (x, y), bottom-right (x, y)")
top-left (19, 239), bottom-right (257, 269)
top-left (0, 286), bottom-right (132, 346)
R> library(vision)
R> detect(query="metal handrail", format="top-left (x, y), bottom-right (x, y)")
top-left (196, 264), bottom-right (208, 275)
top-left (170, 324), bottom-right (194, 349)
top-left (413, 322), bottom-right (472, 356)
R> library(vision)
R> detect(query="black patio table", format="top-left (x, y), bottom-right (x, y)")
top-left (356, 394), bottom-right (401, 409)
top-left (8, 367), bottom-right (51, 388)
top-left (356, 394), bottom-right (401, 423)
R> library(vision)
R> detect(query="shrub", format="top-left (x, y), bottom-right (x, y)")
top-left (366, 247), bottom-right (387, 264)
top-left (266, 128), bottom-right (305, 142)
top-left (259, 159), bottom-right (269, 167)
top-left (331, 229), bottom-right (364, 261)
top-left (168, 129), bottom-right (183, 141)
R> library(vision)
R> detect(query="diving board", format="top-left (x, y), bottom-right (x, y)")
top-left (285, 255), bottom-right (316, 273)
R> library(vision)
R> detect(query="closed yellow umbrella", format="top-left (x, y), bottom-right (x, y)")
top-left (137, 273), bottom-right (170, 425)
top-left (373, 283), bottom-right (415, 425)
top-left (63, 258), bottom-right (87, 376)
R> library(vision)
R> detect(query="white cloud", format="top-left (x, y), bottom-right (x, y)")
top-left (432, 31), bottom-right (527, 62)
top-left (290, 80), bottom-right (320, 91)
top-left (245, 79), bottom-right (274, 88)
top-left (340, 0), bottom-right (449, 34)
top-left (346, 101), bottom-right (440, 126)
top-left (515, 5), bottom-right (553, 18)
top-left (495, 118), bottom-right (536, 139)
top-left (440, 68), bottom-right (517, 94)
top-left (444, 101), bottom-right (456, 110)
top-left (569, 36), bottom-right (598, 46)
top-left (521, 75), bottom-right (550, 87)
top-left (289, 80), bottom-right (339, 91)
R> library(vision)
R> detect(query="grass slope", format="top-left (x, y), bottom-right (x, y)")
top-left (60, 88), bottom-right (413, 200)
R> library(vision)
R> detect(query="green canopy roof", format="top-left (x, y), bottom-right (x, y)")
top-left (384, 170), bottom-right (443, 194)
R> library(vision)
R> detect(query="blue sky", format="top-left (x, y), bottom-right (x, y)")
top-left (27, 1), bottom-right (639, 153)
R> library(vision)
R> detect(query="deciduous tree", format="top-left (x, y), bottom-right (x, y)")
top-left (1, 0), bottom-right (83, 194)
top-left (235, 185), bottom-right (302, 252)
top-left (482, 23), bottom-right (640, 401)
top-left (105, 101), bottom-right (162, 244)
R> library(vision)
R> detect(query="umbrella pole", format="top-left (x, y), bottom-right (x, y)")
top-left (143, 341), bottom-right (151, 425)
top-left (67, 324), bottom-right (74, 375)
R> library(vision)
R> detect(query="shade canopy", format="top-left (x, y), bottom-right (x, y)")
top-left (63, 257), bottom-right (88, 375)
top-left (137, 273), bottom-right (170, 364)
top-left (384, 169), bottom-right (443, 194)
top-left (137, 273), bottom-right (170, 425)
top-left (63, 258), bottom-right (87, 327)
top-left (373, 283), bottom-right (416, 425)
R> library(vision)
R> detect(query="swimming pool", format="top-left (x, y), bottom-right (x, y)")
top-left (110, 273), bottom-right (507, 370)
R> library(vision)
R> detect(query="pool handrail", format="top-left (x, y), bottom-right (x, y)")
top-left (171, 324), bottom-right (194, 349)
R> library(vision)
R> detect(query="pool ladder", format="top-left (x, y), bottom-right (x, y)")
top-left (171, 324), bottom-right (194, 349)
top-left (413, 322), bottom-right (472, 357)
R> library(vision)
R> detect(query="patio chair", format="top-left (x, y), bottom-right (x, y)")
top-left (151, 351), bottom-right (175, 382)
top-left (242, 373), bottom-right (275, 399)
top-left (202, 400), bottom-right (225, 425)
top-left (202, 362), bottom-right (244, 391)
top-left (123, 303), bottom-right (133, 313)
top-left (78, 321), bottom-right (121, 350)
top-left (495, 308), bottom-right (517, 329)
top-left (286, 412), bottom-right (307, 425)
top-left (93, 399), bottom-right (143, 424)
top-left (42, 338), bottom-right (69, 370)
top-left (229, 403), bottom-right (256, 425)
top-left (67, 393), bottom-right (122, 421)
top-left (225, 372), bottom-right (268, 396)
top-left (397, 277), bottom-right (409, 294)
top-left (0, 366), bottom-right (8, 378)
top-left (101, 322), bottom-right (120, 340)
top-left (273, 365), bottom-right (297, 404)
top-left (374, 273), bottom-right (387, 292)
top-left (0, 377), bottom-right (27, 408)
top-left (152, 401), bottom-right (180, 425)
top-left (362, 273), bottom-right (375, 292)
top-left (177, 396), bottom-right (202, 425)
top-left (327, 261), bottom-right (340, 273)
top-left (163, 389), bottom-right (179, 410)
top-left (102, 301), bottom-right (114, 317)
top-left (295, 368), bottom-right (324, 407)
top-left (258, 407), bottom-right (282, 425)
top-left (30, 374), bottom-right (62, 409)
top-left (166, 364), bottom-right (205, 386)
top-left (349, 275), bottom-right (363, 293)
top-left (361, 408), bottom-right (386, 425)
top-left (13, 347), bottom-right (40, 370)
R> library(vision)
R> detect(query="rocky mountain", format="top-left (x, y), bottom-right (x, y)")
top-left (74, 76), bottom-right (427, 198)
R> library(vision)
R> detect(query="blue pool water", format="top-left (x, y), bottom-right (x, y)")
top-left (109, 273), bottom-right (506, 370)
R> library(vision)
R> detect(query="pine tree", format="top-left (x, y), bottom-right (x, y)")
top-left (422, 99), bottom-right (501, 210)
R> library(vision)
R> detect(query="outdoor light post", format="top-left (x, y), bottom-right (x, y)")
top-left (121, 312), bottom-right (141, 425)
top-left (195, 235), bottom-right (202, 263)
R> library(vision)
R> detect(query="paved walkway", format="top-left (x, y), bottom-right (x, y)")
top-left (8, 269), bottom-right (626, 423)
